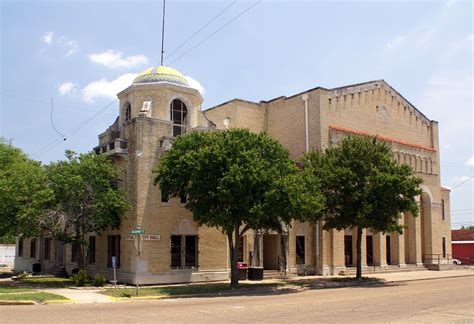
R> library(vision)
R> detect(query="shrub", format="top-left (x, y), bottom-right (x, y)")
top-left (71, 270), bottom-right (89, 287)
top-left (16, 271), bottom-right (31, 279)
top-left (92, 274), bottom-right (106, 287)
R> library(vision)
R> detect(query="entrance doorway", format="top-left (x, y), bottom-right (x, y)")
top-left (344, 235), bottom-right (353, 266)
top-left (263, 234), bottom-right (279, 270)
top-left (386, 236), bottom-right (392, 265)
top-left (366, 235), bottom-right (374, 266)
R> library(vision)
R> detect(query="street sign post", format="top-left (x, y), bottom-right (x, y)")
top-left (111, 256), bottom-right (117, 289)
top-left (131, 227), bottom-right (143, 296)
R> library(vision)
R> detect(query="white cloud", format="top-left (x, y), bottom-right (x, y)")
top-left (185, 76), bottom-right (205, 96)
top-left (64, 40), bottom-right (79, 56)
top-left (42, 32), bottom-right (54, 45)
top-left (466, 156), bottom-right (474, 167)
top-left (385, 26), bottom-right (436, 51)
top-left (88, 50), bottom-right (148, 69)
top-left (58, 82), bottom-right (76, 95)
top-left (385, 35), bottom-right (406, 50)
top-left (445, 0), bottom-right (456, 7)
top-left (82, 73), bottom-right (137, 103)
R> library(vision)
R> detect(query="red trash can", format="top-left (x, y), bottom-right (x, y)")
top-left (237, 262), bottom-right (248, 280)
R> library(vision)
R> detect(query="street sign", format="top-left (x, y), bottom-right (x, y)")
top-left (111, 256), bottom-right (118, 268)
top-left (131, 229), bottom-right (145, 235)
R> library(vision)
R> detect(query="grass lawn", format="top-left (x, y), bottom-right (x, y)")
top-left (0, 292), bottom-right (68, 302)
top-left (102, 282), bottom-right (284, 298)
top-left (0, 286), bottom-right (34, 293)
top-left (15, 276), bottom-right (74, 288)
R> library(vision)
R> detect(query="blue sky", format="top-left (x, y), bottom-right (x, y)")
top-left (1, 0), bottom-right (472, 228)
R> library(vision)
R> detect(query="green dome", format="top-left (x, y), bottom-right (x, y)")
top-left (133, 66), bottom-right (189, 86)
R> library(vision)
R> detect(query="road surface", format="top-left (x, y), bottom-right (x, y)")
top-left (2, 276), bottom-right (473, 323)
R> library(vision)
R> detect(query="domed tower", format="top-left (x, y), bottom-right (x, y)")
top-left (119, 65), bottom-right (205, 137)
top-left (93, 66), bottom-right (225, 285)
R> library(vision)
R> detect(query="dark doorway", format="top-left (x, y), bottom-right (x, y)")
top-left (386, 236), bottom-right (392, 265)
top-left (263, 234), bottom-right (279, 270)
top-left (366, 235), bottom-right (374, 266)
top-left (344, 235), bottom-right (353, 266)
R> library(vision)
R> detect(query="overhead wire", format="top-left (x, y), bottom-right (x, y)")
top-left (50, 98), bottom-right (66, 141)
top-left (164, 0), bottom-right (237, 61)
top-left (33, 100), bottom-right (117, 158)
top-left (168, 0), bottom-right (261, 66)
top-left (450, 176), bottom-right (474, 190)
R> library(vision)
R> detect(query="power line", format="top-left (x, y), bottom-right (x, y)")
top-left (33, 100), bottom-right (117, 158)
top-left (50, 98), bottom-right (66, 141)
top-left (168, 0), bottom-right (261, 66)
top-left (164, 0), bottom-right (237, 61)
top-left (451, 209), bottom-right (474, 212)
top-left (450, 176), bottom-right (474, 190)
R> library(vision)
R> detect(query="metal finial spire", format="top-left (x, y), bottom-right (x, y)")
top-left (160, 0), bottom-right (166, 66)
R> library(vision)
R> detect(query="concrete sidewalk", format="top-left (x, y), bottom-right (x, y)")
top-left (365, 268), bottom-right (474, 282)
top-left (27, 268), bottom-right (474, 304)
top-left (42, 288), bottom-right (114, 304)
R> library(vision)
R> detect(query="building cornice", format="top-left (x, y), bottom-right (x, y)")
top-left (329, 124), bottom-right (437, 152)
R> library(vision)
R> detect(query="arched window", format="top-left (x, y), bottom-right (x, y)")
top-left (170, 99), bottom-right (188, 137)
top-left (124, 102), bottom-right (131, 122)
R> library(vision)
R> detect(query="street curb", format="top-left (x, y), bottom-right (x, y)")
top-left (107, 295), bottom-right (166, 301)
top-left (0, 300), bottom-right (36, 305)
top-left (43, 299), bottom-right (73, 304)
top-left (103, 286), bottom-right (300, 301)
top-left (383, 274), bottom-right (474, 284)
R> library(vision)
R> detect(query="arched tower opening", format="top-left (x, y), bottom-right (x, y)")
top-left (170, 99), bottom-right (188, 137)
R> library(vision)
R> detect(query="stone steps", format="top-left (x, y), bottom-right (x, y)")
top-left (263, 270), bottom-right (296, 279)
top-left (339, 265), bottom-right (427, 276)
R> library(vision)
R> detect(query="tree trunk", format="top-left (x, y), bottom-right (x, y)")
top-left (228, 230), bottom-right (239, 289)
top-left (356, 227), bottom-right (363, 280)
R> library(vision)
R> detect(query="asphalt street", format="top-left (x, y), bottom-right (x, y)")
top-left (1, 276), bottom-right (473, 323)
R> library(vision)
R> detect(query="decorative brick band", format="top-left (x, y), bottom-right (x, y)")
top-left (329, 124), bottom-right (437, 152)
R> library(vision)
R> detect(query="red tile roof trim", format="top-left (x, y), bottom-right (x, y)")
top-left (329, 125), bottom-right (437, 152)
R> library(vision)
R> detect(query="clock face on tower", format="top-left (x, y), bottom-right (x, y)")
top-left (377, 105), bottom-right (390, 125)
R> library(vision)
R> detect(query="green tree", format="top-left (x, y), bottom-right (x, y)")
top-left (0, 138), bottom-right (52, 241)
top-left (154, 129), bottom-right (324, 288)
top-left (303, 136), bottom-right (422, 279)
top-left (41, 151), bottom-right (130, 269)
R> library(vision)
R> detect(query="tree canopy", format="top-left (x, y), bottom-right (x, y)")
top-left (154, 129), bottom-right (324, 287)
top-left (0, 138), bottom-right (52, 241)
top-left (41, 150), bottom-right (130, 268)
top-left (303, 135), bottom-right (422, 278)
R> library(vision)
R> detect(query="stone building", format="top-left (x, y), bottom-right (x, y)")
top-left (14, 66), bottom-right (452, 283)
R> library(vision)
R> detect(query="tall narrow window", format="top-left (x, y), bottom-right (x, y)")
top-left (89, 236), bottom-right (96, 264)
top-left (170, 235), bottom-right (182, 268)
top-left (170, 99), bottom-right (188, 137)
top-left (44, 238), bottom-right (51, 260)
top-left (124, 102), bottom-right (131, 121)
top-left (161, 191), bottom-right (169, 203)
top-left (107, 235), bottom-right (121, 268)
top-left (442, 237), bottom-right (446, 258)
top-left (170, 235), bottom-right (198, 269)
top-left (18, 238), bottom-right (23, 257)
top-left (296, 236), bottom-right (305, 264)
top-left (441, 199), bottom-right (445, 220)
top-left (185, 236), bottom-right (197, 267)
top-left (71, 242), bottom-right (79, 263)
top-left (30, 239), bottom-right (37, 259)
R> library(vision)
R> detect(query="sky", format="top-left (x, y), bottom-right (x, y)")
top-left (1, 0), bottom-right (472, 228)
